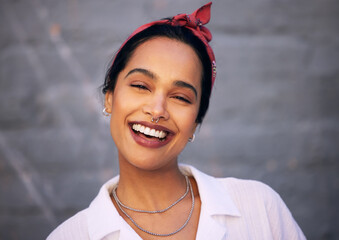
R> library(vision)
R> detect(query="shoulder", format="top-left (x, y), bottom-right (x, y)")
top-left (182, 164), bottom-right (279, 206)
top-left (217, 177), bottom-right (306, 239)
top-left (47, 176), bottom-right (121, 240)
top-left (216, 176), bottom-right (293, 218)
top-left (218, 177), bottom-right (280, 206)
top-left (47, 209), bottom-right (90, 240)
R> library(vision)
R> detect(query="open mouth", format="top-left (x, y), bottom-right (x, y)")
top-left (131, 123), bottom-right (168, 141)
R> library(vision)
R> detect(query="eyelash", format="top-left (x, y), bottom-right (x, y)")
top-left (130, 84), bottom-right (192, 104)
top-left (173, 96), bottom-right (192, 104)
top-left (130, 84), bottom-right (149, 91)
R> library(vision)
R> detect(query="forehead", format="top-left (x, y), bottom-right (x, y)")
top-left (123, 37), bottom-right (202, 90)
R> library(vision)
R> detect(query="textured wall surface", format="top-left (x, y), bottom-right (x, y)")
top-left (0, 0), bottom-right (338, 239)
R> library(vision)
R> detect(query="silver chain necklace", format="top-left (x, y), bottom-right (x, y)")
top-left (112, 175), bottom-right (190, 213)
top-left (112, 176), bottom-right (195, 237)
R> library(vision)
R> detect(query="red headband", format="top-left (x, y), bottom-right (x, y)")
top-left (113, 2), bottom-right (216, 89)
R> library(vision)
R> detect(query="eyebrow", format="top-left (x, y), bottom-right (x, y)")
top-left (174, 81), bottom-right (198, 99)
top-left (125, 68), bottom-right (156, 79)
top-left (125, 68), bottom-right (197, 99)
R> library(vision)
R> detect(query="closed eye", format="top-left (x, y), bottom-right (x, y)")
top-left (130, 84), bottom-right (149, 91)
top-left (173, 96), bottom-right (192, 104)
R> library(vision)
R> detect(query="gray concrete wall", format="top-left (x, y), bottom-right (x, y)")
top-left (0, 0), bottom-right (338, 239)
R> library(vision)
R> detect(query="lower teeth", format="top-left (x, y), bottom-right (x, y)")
top-left (132, 129), bottom-right (166, 141)
top-left (144, 133), bottom-right (165, 141)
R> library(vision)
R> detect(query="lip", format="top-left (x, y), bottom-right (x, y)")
top-left (129, 121), bottom-right (174, 148)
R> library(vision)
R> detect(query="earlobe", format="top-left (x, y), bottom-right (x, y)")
top-left (189, 123), bottom-right (198, 141)
top-left (192, 123), bottom-right (198, 135)
top-left (105, 92), bottom-right (113, 113)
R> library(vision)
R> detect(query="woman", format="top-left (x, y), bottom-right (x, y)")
top-left (47, 3), bottom-right (306, 240)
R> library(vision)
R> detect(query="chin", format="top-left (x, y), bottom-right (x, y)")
top-left (122, 154), bottom-right (178, 172)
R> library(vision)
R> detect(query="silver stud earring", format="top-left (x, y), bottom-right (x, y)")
top-left (188, 134), bottom-right (195, 143)
top-left (102, 107), bottom-right (110, 116)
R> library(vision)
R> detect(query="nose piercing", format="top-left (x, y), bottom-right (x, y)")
top-left (151, 117), bottom-right (160, 123)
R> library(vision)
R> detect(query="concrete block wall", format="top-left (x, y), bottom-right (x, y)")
top-left (0, 0), bottom-right (338, 239)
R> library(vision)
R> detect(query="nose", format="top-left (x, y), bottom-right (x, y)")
top-left (143, 93), bottom-right (169, 122)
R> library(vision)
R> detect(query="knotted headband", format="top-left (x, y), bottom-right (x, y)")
top-left (113, 2), bottom-right (216, 88)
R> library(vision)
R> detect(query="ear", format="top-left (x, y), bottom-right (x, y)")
top-left (104, 92), bottom-right (113, 113)
top-left (190, 123), bottom-right (198, 137)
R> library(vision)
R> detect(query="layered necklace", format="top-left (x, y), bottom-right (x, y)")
top-left (112, 175), bottom-right (195, 237)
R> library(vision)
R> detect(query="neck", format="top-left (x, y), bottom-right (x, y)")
top-left (116, 158), bottom-right (187, 211)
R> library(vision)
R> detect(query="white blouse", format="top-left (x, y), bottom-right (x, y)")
top-left (47, 165), bottom-right (306, 240)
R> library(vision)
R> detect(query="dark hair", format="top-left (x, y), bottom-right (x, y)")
top-left (102, 24), bottom-right (212, 124)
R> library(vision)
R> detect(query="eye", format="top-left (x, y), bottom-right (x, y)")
top-left (130, 84), bottom-right (149, 91)
top-left (173, 95), bottom-right (192, 104)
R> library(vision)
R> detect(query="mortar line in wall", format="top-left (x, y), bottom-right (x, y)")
top-left (30, 0), bottom-right (99, 113)
top-left (0, 133), bottom-right (58, 226)
top-left (2, 1), bottom-right (77, 129)
top-left (2, 0), bottom-right (83, 218)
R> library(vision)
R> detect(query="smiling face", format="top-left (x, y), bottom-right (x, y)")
top-left (105, 37), bottom-right (202, 171)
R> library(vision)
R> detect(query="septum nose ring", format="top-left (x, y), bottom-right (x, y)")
top-left (151, 117), bottom-right (160, 123)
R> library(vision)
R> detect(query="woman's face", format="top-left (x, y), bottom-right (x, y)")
top-left (105, 37), bottom-right (202, 171)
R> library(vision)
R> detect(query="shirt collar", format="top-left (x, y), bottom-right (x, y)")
top-left (86, 165), bottom-right (241, 240)
top-left (87, 175), bottom-right (123, 240)
top-left (179, 164), bottom-right (241, 217)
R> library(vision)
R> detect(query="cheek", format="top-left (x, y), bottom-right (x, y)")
top-left (109, 87), bottom-right (145, 133)
top-left (110, 94), bottom-right (123, 123)
top-left (169, 104), bottom-right (199, 133)
top-left (110, 88), bottom-right (135, 117)
top-left (109, 90), bottom-right (130, 129)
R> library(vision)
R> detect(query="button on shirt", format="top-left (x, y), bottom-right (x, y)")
top-left (47, 165), bottom-right (306, 240)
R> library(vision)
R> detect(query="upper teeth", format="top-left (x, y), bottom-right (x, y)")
top-left (132, 124), bottom-right (167, 139)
